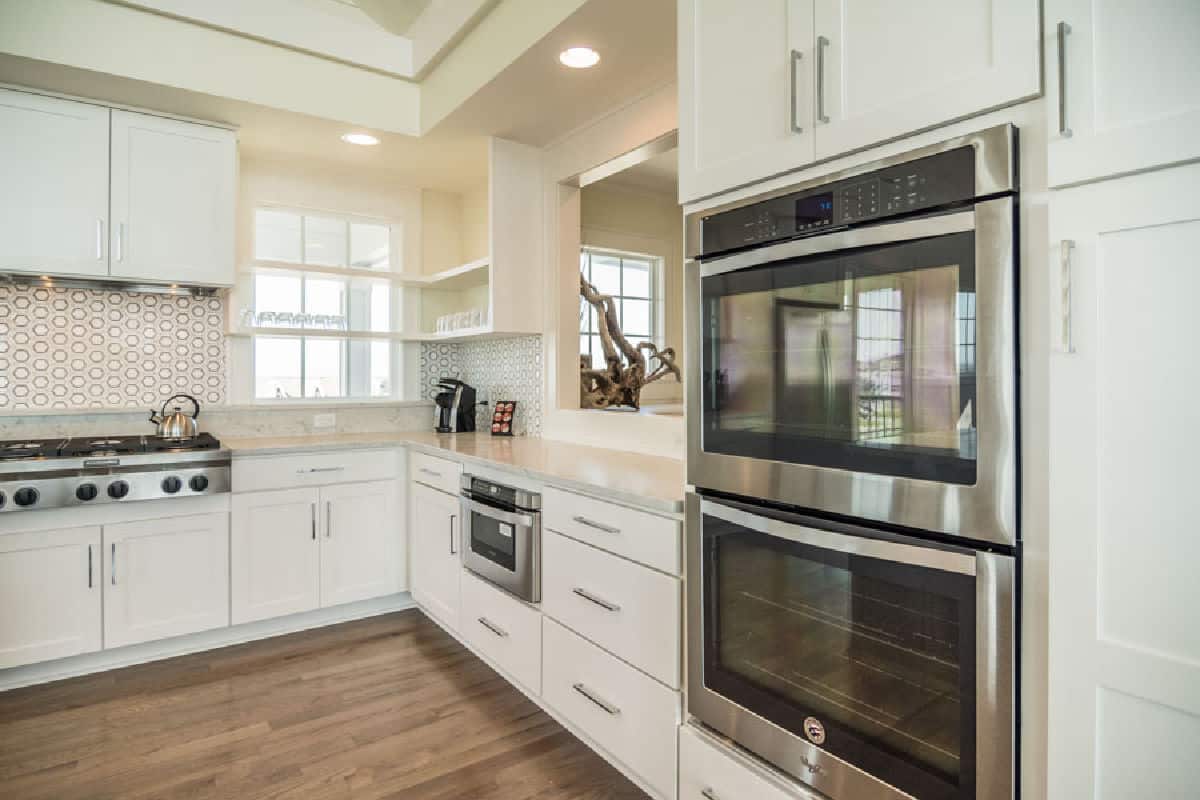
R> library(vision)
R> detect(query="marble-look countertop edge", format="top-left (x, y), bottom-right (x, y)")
top-left (222, 433), bottom-right (685, 515)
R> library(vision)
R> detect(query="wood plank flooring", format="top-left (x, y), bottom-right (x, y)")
top-left (0, 609), bottom-right (649, 800)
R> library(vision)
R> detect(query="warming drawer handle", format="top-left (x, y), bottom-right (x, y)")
top-left (572, 515), bottom-right (619, 535)
top-left (572, 683), bottom-right (620, 716)
top-left (477, 617), bottom-right (508, 638)
top-left (572, 587), bottom-right (621, 613)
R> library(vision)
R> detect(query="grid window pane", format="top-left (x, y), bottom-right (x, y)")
top-left (255, 274), bottom-right (301, 314)
top-left (304, 216), bottom-right (347, 267)
top-left (590, 255), bottom-right (622, 294)
top-left (369, 284), bottom-right (390, 332)
top-left (255, 338), bottom-right (301, 399)
top-left (350, 223), bottom-right (390, 270)
top-left (622, 299), bottom-right (651, 337)
top-left (255, 210), bottom-right (302, 263)
top-left (623, 260), bottom-right (652, 298)
top-left (304, 339), bottom-right (343, 398)
top-left (304, 278), bottom-right (345, 317)
top-left (370, 341), bottom-right (390, 397)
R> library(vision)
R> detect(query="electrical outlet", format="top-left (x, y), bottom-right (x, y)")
top-left (313, 413), bottom-right (337, 429)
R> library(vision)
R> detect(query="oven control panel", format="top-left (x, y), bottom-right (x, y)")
top-left (700, 145), bottom-right (976, 257)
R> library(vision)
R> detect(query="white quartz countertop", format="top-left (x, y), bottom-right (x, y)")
top-left (220, 432), bottom-right (685, 514)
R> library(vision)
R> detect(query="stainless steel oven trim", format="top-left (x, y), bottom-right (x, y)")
top-left (685, 195), bottom-right (1017, 546)
top-left (459, 489), bottom-right (542, 604)
top-left (700, 498), bottom-right (976, 576)
top-left (699, 210), bottom-right (975, 278)
top-left (685, 493), bottom-right (1015, 800)
top-left (684, 123), bottom-right (1015, 260)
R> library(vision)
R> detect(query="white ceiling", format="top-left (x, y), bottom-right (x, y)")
top-left (430, 0), bottom-right (676, 147)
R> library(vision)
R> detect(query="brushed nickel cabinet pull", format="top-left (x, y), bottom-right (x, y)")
top-left (110, 542), bottom-right (116, 585)
top-left (572, 682), bottom-right (620, 716)
top-left (449, 514), bottom-right (457, 555)
top-left (701, 790), bottom-right (720, 800)
top-left (87, 544), bottom-right (93, 588)
top-left (572, 515), bottom-right (619, 534)
top-left (789, 49), bottom-right (804, 134)
top-left (816, 36), bottom-right (831, 124)
top-left (477, 617), bottom-right (508, 638)
top-left (572, 587), bottom-right (621, 612)
top-left (326, 501), bottom-right (332, 538)
top-left (1060, 239), bottom-right (1075, 353)
top-left (1056, 22), bottom-right (1073, 138)
top-left (311, 502), bottom-right (317, 540)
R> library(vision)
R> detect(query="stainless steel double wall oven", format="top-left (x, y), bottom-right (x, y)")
top-left (684, 125), bottom-right (1019, 800)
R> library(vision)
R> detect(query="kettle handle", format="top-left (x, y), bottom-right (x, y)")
top-left (161, 393), bottom-right (201, 419)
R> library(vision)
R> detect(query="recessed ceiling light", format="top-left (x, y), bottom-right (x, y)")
top-left (559, 47), bottom-right (600, 69)
top-left (341, 132), bottom-right (380, 146)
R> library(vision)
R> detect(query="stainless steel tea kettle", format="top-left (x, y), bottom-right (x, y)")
top-left (149, 394), bottom-right (201, 440)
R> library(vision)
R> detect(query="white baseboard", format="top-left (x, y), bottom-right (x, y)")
top-left (0, 593), bottom-right (416, 693)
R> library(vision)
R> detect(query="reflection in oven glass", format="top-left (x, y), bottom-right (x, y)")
top-left (717, 535), bottom-right (963, 783)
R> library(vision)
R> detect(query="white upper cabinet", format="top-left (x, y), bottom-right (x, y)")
top-left (0, 90), bottom-right (109, 277)
top-left (813, 0), bottom-right (1039, 159)
top-left (109, 109), bottom-right (236, 286)
top-left (0, 527), bottom-right (102, 669)
top-left (1046, 0), bottom-right (1200, 187)
top-left (679, 0), bottom-right (814, 203)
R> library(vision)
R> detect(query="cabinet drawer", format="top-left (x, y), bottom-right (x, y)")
top-left (542, 618), bottom-right (679, 799)
top-left (460, 569), bottom-right (542, 693)
top-left (409, 451), bottom-right (463, 495)
top-left (543, 531), bottom-right (680, 688)
top-left (232, 449), bottom-right (400, 493)
top-left (542, 487), bottom-right (680, 574)
top-left (679, 723), bottom-right (818, 800)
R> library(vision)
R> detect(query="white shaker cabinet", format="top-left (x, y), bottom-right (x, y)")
top-left (409, 481), bottom-right (461, 631)
top-left (320, 480), bottom-right (403, 607)
top-left (678, 0), bottom-right (814, 202)
top-left (812, 0), bottom-right (1039, 159)
top-left (231, 488), bottom-right (321, 624)
top-left (1047, 165), bottom-right (1200, 799)
top-left (1046, 0), bottom-right (1200, 187)
top-left (0, 89), bottom-right (109, 278)
top-left (103, 512), bottom-right (230, 649)
top-left (109, 109), bottom-right (236, 286)
top-left (0, 527), bottom-right (103, 669)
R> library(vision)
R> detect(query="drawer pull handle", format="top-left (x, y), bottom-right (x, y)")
top-left (572, 587), bottom-right (621, 613)
top-left (477, 617), bottom-right (508, 638)
top-left (418, 467), bottom-right (442, 478)
top-left (572, 682), bottom-right (620, 716)
top-left (111, 542), bottom-right (117, 586)
top-left (572, 515), bottom-right (619, 534)
top-left (701, 790), bottom-right (720, 800)
top-left (449, 514), bottom-right (457, 555)
top-left (297, 466), bottom-right (344, 474)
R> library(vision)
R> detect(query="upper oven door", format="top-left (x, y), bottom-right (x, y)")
top-left (685, 197), bottom-right (1016, 546)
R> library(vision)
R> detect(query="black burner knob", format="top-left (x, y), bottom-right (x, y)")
top-left (161, 476), bottom-right (182, 494)
top-left (188, 475), bottom-right (210, 492)
top-left (0, 491), bottom-right (6, 509)
top-left (76, 483), bottom-right (99, 502)
top-left (107, 480), bottom-right (130, 500)
top-left (13, 487), bottom-right (39, 507)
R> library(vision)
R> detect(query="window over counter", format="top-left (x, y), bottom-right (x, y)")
top-left (248, 207), bottom-right (401, 401)
top-left (579, 247), bottom-right (663, 369)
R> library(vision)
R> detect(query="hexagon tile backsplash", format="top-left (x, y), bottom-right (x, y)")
top-left (420, 335), bottom-right (543, 436)
top-left (0, 284), bottom-right (227, 410)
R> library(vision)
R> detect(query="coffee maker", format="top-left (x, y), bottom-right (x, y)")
top-left (434, 378), bottom-right (477, 433)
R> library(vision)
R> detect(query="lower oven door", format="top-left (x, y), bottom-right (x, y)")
top-left (686, 493), bottom-right (1014, 800)
top-left (460, 496), bottom-right (541, 603)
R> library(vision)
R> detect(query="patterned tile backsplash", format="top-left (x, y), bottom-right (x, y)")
top-left (420, 335), bottom-right (543, 436)
top-left (0, 284), bottom-right (226, 410)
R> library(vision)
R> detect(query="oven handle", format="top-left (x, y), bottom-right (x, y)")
top-left (459, 496), bottom-right (538, 529)
top-left (698, 208), bottom-right (975, 278)
top-left (700, 498), bottom-right (976, 576)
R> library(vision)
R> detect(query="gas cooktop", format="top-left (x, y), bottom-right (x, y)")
top-left (0, 433), bottom-right (230, 513)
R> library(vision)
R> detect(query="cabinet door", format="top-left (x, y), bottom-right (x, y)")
top-left (319, 480), bottom-right (402, 608)
top-left (813, 0), bottom-right (1039, 159)
top-left (231, 488), bottom-right (320, 625)
top-left (1047, 165), bottom-right (1200, 799)
top-left (1047, 0), bottom-right (1200, 187)
top-left (0, 527), bottom-right (102, 669)
top-left (409, 481), bottom-right (461, 630)
top-left (678, 0), bottom-right (813, 202)
top-left (109, 110), bottom-right (236, 286)
top-left (104, 512), bottom-right (230, 649)
top-left (0, 89), bottom-right (109, 277)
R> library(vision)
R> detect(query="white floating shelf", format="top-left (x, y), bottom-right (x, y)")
top-left (404, 257), bottom-right (490, 291)
top-left (227, 327), bottom-right (404, 340)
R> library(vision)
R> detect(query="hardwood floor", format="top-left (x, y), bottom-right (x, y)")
top-left (0, 610), bottom-right (649, 800)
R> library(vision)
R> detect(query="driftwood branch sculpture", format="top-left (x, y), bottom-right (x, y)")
top-left (580, 272), bottom-right (681, 410)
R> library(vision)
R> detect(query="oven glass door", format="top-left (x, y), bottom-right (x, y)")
top-left (701, 228), bottom-right (978, 485)
top-left (467, 502), bottom-right (518, 571)
top-left (699, 499), bottom-right (979, 800)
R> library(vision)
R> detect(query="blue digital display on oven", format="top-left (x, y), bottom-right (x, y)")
top-left (795, 192), bottom-right (833, 231)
